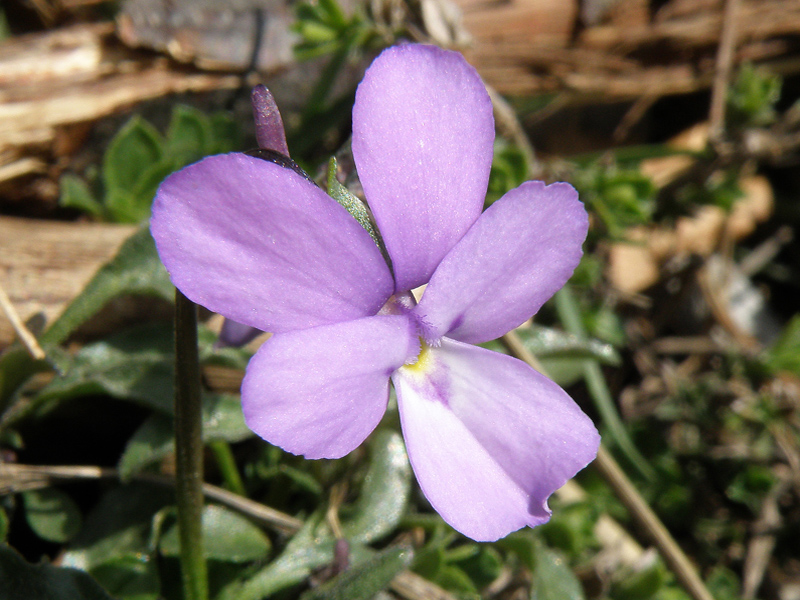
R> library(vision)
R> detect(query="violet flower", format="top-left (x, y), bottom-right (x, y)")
top-left (151, 43), bottom-right (600, 542)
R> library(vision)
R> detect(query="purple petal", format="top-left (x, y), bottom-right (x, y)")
top-left (415, 182), bottom-right (588, 344)
top-left (252, 85), bottom-right (289, 155)
top-left (151, 153), bottom-right (394, 333)
top-left (393, 339), bottom-right (599, 541)
top-left (242, 315), bottom-right (419, 459)
top-left (352, 44), bottom-right (495, 292)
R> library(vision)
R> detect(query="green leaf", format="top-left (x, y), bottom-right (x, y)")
top-left (159, 504), bottom-right (271, 562)
top-left (531, 545), bottom-right (585, 600)
top-left (90, 555), bottom-right (159, 600)
top-left (482, 325), bottom-right (620, 387)
top-left (117, 414), bottom-right (173, 481)
top-left (0, 346), bottom-right (53, 415)
top-left (434, 565), bottom-right (478, 595)
top-left (299, 546), bottom-right (413, 600)
top-left (59, 174), bottom-right (104, 218)
top-left (0, 508), bottom-right (9, 542)
top-left (118, 394), bottom-right (251, 480)
top-left (327, 157), bottom-right (381, 247)
top-left (343, 429), bottom-right (412, 544)
top-left (455, 545), bottom-right (503, 590)
top-left (763, 313), bottom-right (800, 375)
top-left (218, 513), bottom-right (336, 600)
top-left (219, 433), bottom-right (410, 600)
top-left (165, 105), bottom-right (211, 166)
top-left (62, 483), bottom-right (172, 571)
top-left (37, 323), bottom-right (175, 413)
top-left (0, 543), bottom-right (114, 600)
top-left (208, 113), bottom-right (239, 154)
top-left (40, 227), bottom-right (172, 347)
top-left (103, 116), bottom-right (163, 197)
top-left (611, 563), bottom-right (666, 600)
top-left (22, 488), bottom-right (82, 543)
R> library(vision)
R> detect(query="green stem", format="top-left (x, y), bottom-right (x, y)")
top-left (554, 286), bottom-right (656, 481)
top-left (209, 440), bottom-right (246, 496)
top-left (174, 290), bottom-right (208, 600)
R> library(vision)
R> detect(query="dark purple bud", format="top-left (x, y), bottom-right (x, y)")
top-left (217, 318), bottom-right (263, 348)
top-left (252, 84), bottom-right (289, 156)
top-left (333, 538), bottom-right (350, 574)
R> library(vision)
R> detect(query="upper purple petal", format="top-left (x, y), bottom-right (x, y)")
top-left (414, 182), bottom-right (588, 344)
top-left (393, 339), bottom-right (599, 541)
top-left (242, 314), bottom-right (419, 459)
top-left (352, 44), bottom-right (495, 292)
top-left (151, 153), bottom-right (394, 333)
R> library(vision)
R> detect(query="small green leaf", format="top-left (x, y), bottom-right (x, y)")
top-left (0, 508), bottom-right (9, 542)
top-left (159, 504), bottom-right (271, 562)
top-left (434, 565), bottom-right (478, 595)
top-left (0, 543), bottom-right (115, 600)
top-left (104, 189), bottom-right (149, 224)
top-left (455, 545), bottom-right (503, 590)
top-left (327, 157), bottom-right (381, 246)
top-left (611, 563), bottom-right (666, 600)
top-left (40, 228), bottom-right (172, 347)
top-left (299, 546), bottom-right (413, 600)
top-left (531, 545), bottom-right (585, 600)
top-left (217, 513), bottom-right (335, 600)
top-left (118, 394), bottom-right (251, 480)
top-left (343, 429), bottom-right (412, 544)
top-left (62, 483), bottom-right (172, 571)
top-left (22, 488), bottom-right (82, 543)
top-left (165, 105), bottom-right (211, 166)
top-left (0, 346), bottom-right (53, 415)
top-left (37, 323), bottom-right (174, 413)
top-left (208, 113), bottom-right (239, 154)
top-left (117, 414), bottom-right (173, 481)
top-left (59, 174), bottom-right (104, 218)
top-left (763, 313), bottom-right (800, 375)
top-left (103, 116), bottom-right (163, 197)
top-left (90, 555), bottom-right (159, 600)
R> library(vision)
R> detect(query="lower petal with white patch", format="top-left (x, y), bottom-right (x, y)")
top-left (393, 338), bottom-right (599, 541)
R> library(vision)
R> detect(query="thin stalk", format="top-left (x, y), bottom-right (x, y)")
top-left (554, 286), bottom-right (656, 481)
top-left (593, 446), bottom-right (716, 600)
top-left (174, 290), bottom-right (208, 600)
top-left (209, 440), bottom-right (246, 496)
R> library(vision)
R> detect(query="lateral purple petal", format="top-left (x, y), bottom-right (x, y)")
top-left (415, 182), bottom-right (588, 344)
top-left (352, 44), bottom-right (495, 292)
top-left (393, 339), bottom-right (599, 541)
top-left (151, 153), bottom-right (394, 333)
top-left (242, 315), bottom-right (419, 459)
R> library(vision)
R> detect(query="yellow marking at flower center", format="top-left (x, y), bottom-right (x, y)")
top-left (402, 338), bottom-right (433, 374)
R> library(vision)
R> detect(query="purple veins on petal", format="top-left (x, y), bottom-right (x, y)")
top-left (352, 44), bottom-right (495, 292)
top-left (393, 339), bottom-right (600, 542)
top-left (150, 42), bottom-right (599, 543)
top-left (415, 181), bottom-right (589, 345)
top-left (151, 153), bottom-right (394, 334)
top-left (241, 314), bottom-right (419, 460)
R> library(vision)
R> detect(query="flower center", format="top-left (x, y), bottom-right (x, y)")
top-left (402, 338), bottom-right (433, 373)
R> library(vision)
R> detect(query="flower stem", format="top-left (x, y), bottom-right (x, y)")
top-left (209, 440), bottom-right (246, 496)
top-left (174, 290), bottom-right (208, 600)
